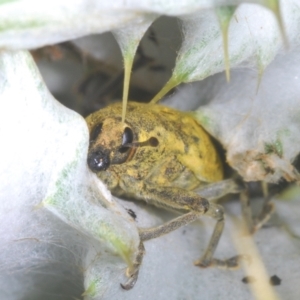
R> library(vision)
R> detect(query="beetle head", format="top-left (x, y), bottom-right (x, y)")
top-left (87, 117), bottom-right (135, 172)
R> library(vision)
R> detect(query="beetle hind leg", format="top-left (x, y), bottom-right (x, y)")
top-left (240, 188), bottom-right (275, 234)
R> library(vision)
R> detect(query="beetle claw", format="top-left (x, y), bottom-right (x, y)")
top-left (120, 271), bottom-right (139, 290)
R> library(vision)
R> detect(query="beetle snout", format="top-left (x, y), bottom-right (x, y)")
top-left (87, 149), bottom-right (110, 172)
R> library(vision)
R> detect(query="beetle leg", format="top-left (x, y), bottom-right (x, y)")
top-left (121, 241), bottom-right (145, 290)
top-left (240, 188), bottom-right (274, 234)
top-left (133, 184), bottom-right (244, 270)
top-left (194, 178), bottom-right (244, 201)
top-left (253, 199), bottom-right (274, 232)
top-left (122, 212), bottom-right (201, 290)
top-left (240, 189), bottom-right (254, 233)
top-left (194, 202), bottom-right (243, 269)
top-left (194, 202), bottom-right (224, 266)
top-left (139, 211), bottom-right (200, 241)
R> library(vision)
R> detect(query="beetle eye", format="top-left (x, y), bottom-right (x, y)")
top-left (90, 123), bottom-right (103, 142)
top-left (122, 127), bottom-right (133, 145)
top-left (119, 127), bottom-right (133, 153)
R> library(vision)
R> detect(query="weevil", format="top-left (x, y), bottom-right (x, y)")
top-left (86, 101), bottom-right (244, 289)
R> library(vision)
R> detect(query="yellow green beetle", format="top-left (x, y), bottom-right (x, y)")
top-left (86, 101), bottom-right (242, 289)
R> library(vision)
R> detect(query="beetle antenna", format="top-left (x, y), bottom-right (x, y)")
top-left (125, 137), bottom-right (159, 148)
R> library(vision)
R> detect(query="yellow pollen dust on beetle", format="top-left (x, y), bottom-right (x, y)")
top-left (85, 49), bottom-right (243, 290)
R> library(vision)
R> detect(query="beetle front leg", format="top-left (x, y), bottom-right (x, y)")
top-left (121, 241), bottom-right (145, 290)
top-left (194, 202), bottom-right (243, 269)
top-left (139, 211), bottom-right (201, 241)
top-left (125, 182), bottom-right (244, 271)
